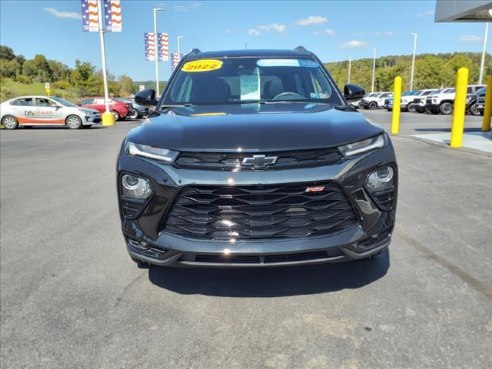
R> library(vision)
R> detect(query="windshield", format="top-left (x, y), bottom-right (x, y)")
top-left (51, 96), bottom-right (77, 107)
top-left (402, 91), bottom-right (415, 96)
top-left (163, 57), bottom-right (343, 106)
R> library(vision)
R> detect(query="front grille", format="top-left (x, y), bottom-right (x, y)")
top-left (163, 182), bottom-right (358, 240)
top-left (414, 98), bottom-right (422, 103)
top-left (174, 148), bottom-right (343, 171)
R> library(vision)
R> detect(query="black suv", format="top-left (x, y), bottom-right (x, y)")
top-left (117, 47), bottom-right (398, 267)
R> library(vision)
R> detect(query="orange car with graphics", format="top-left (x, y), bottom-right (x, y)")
top-left (0, 96), bottom-right (101, 129)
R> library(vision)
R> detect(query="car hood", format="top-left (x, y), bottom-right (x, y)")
top-left (126, 102), bottom-right (384, 152)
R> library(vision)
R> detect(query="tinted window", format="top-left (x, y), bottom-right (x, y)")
top-left (164, 57), bottom-right (342, 105)
top-left (79, 98), bottom-right (94, 105)
top-left (36, 98), bottom-right (57, 107)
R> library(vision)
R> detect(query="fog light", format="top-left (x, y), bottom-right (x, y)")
top-left (365, 166), bottom-right (394, 191)
top-left (121, 174), bottom-right (152, 199)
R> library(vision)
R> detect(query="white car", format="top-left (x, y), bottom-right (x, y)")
top-left (0, 96), bottom-right (101, 129)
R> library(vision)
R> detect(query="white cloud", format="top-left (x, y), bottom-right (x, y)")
top-left (340, 40), bottom-right (368, 48)
top-left (417, 9), bottom-right (434, 17)
top-left (296, 16), bottom-right (327, 26)
top-left (248, 23), bottom-right (287, 36)
top-left (314, 29), bottom-right (335, 36)
top-left (459, 35), bottom-right (483, 42)
top-left (173, 5), bottom-right (188, 12)
top-left (375, 31), bottom-right (395, 37)
top-left (44, 7), bottom-right (81, 20)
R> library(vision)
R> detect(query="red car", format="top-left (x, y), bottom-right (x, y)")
top-left (78, 97), bottom-right (131, 121)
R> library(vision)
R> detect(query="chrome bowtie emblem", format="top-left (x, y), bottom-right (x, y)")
top-left (241, 155), bottom-right (278, 169)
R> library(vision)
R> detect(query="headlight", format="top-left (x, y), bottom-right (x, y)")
top-left (338, 134), bottom-right (385, 157)
top-left (121, 174), bottom-right (153, 199)
top-left (127, 142), bottom-right (178, 163)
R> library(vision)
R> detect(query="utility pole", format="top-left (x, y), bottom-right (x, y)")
top-left (479, 23), bottom-right (489, 85)
top-left (371, 48), bottom-right (376, 93)
top-left (347, 57), bottom-right (352, 84)
top-left (410, 33), bottom-right (418, 91)
top-left (177, 35), bottom-right (184, 60)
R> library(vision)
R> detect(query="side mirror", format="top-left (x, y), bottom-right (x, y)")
top-left (344, 84), bottom-right (365, 101)
top-left (135, 89), bottom-right (158, 107)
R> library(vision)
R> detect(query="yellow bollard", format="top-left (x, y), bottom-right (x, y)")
top-left (391, 76), bottom-right (402, 135)
top-left (102, 111), bottom-right (115, 126)
top-left (450, 67), bottom-right (468, 148)
top-left (482, 76), bottom-right (492, 132)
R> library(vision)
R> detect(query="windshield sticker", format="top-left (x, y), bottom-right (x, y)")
top-left (298, 59), bottom-right (319, 68)
top-left (240, 71), bottom-right (261, 101)
top-left (257, 59), bottom-right (300, 67)
top-left (182, 59), bottom-right (223, 72)
top-left (310, 92), bottom-right (329, 99)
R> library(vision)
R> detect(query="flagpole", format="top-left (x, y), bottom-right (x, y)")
top-left (97, 0), bottom-right (114, 125)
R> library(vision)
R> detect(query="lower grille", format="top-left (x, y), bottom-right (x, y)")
top-left (163, 182), bottom-right (358, 240)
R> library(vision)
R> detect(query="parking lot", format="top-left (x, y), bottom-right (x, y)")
top-left (1, 113), bottom-right (491, 369)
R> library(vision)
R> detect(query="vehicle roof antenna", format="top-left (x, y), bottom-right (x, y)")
top-left (189, 48), bottom-right (202, 55)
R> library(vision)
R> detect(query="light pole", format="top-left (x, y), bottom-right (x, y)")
top-left (410, 33), bottom-right (418, 91)
top-left (153, 7), bottom-right (164, 96)
top-left (479, 23), bottom-right (489, 85)
top-left (371, 48), bottom-right (376, 93)
top-left (177, 35), bottom-right (184, 60)
top-left (97, 0), bottom-right (112, 124)
top-left (347, 57), bottom-right (352, 84)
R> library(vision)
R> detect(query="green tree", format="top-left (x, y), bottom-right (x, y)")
top-left (118, 75), bottom-right (135, 96)
top-left (0, 59), bottom-right (21, 78)
top-left (0, 45), bottom-right (15, 60)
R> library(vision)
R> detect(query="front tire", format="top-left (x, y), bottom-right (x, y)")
top-left (407, 103), bottom-right (416, 113)
top-left (128, 110), bottom-right (139, 120)
top-left (469, 103), bottom-right (480, 116)
top-left (439, 102), bottom-right (453, 115)
top-left (369, 102), bottom-right (377, 110)
top-left (1, 115), bottom-right (19, 130)
top-left (66, 115), bottom-right (82, 129)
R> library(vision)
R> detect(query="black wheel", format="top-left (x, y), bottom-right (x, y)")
top-left (387, 108), bottom-right (392, 112)
top-left (407, 103), bottom-right (416, 113)
top-left (439, 102), bottom-right (453, 115)
top-left (128, 110), bottom-right (139, 120)
top-left (1, 115), bottom-right (18, 130)
top-left (111, 110), bottom-right (120, 121)
top-left (368, 101), bottom-right (378, 110)
top-left (66, 115), bottom-right (82, 129)
top-left (469, 103), bottom-right (481, 116)
top-left (416, 106), bottom-right (424, 113)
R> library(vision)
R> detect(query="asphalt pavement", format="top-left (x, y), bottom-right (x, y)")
top-left (1, 114), bottom-right (491, 369)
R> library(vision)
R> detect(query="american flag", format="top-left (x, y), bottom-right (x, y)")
top-left (145, 33), bottom-right (156, 61)
top-left (158, 33), bottom-right (169, 61)
top-left (81, 0), bottom-right (99, 32)
top-left (171, 53), bottom-right (183, 71)
top-left (104, 0), bottom-right (122, 32)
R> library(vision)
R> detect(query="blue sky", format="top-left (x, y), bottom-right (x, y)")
top-left (0, 0), bottom-right (490, 81)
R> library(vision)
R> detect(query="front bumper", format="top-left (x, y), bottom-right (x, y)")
top-left (117, 140), bottom-right (398, 267)
top-left (84, 114), bottom-right (102, 124)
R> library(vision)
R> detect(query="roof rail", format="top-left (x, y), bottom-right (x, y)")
top-left (294, 46), bottom-right (309, 54)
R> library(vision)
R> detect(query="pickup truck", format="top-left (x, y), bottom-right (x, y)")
top-left (425, 85), bottom-right (485, 115)
top-left (407, 89), bottom-right (437, 113)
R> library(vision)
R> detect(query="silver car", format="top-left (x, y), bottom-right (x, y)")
top-left (0, 96), bottom-right (101, 129)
